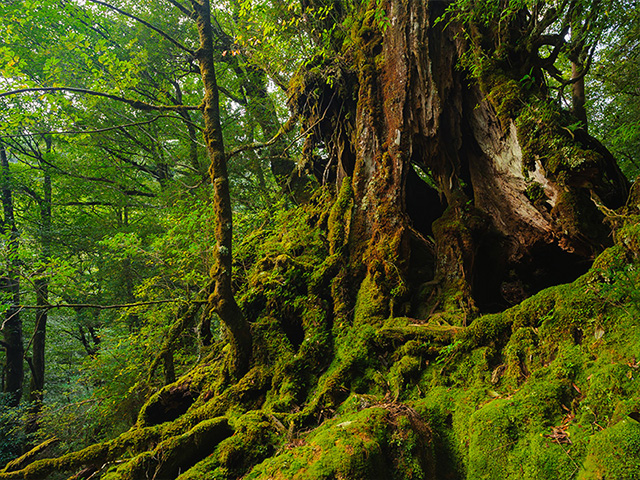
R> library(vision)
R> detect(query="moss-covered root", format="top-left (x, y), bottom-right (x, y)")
top-left (101, 417), bottom-right (231, 480)
top-left (176, 411), bottom-right (283, 480)
top-left (0, 423), bottom-right (165, 480)
top-left (245, 404), bottom-right (435, 480)
top-left (0, 438), bottom-right (58, 474)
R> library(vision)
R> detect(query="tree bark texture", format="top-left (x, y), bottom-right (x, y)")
top-left (293, 0), bottom-right (628, 323)
top-left (572, 62), bottom-right (588, 130)
top-left (192, 0), bottom-right (252, 376)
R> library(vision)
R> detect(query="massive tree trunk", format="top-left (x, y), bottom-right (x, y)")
top-left (292, 0), bottom-right (628, 324)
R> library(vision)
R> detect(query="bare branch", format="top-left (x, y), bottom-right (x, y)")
top-left (227, 115), bottom-right (295, 159)
top-left (0, 87), bottom-right (200, 112)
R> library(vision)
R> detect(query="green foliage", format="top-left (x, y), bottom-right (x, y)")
top-left (588, 2), bottom-right (640, 180)
top-left (517, 98), bottom-right (602, 174)
top-left (0, 395), bottom-right (25, 467)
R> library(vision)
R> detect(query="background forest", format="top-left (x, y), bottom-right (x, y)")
top-left (0, 0), bottom-right (639, 479)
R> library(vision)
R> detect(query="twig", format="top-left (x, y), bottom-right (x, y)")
top-left (86, 0), bottom-right (195, 55)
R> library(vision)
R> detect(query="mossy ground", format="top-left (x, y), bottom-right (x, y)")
top-left (2, 197), bottom-right (639, 480)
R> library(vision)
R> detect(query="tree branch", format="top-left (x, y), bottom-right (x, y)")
top-left (546, 43), bottom-right (596, 87)
top-left (165, 0), bottom-right (194, 18)
top-left (0, 87), bottom-right (200, 112)
top-left (4, 146), bottom-right (156, 197)
top-left (18, 299), bottom-right (197, 311)
top-left (218, 85), bottom-right (247, 105)
top-left (87, 0), bottom-right (195, 55)
top-left (0, 114), bottom-right (202, 139)
top-left (227, 116), bottom-right (295, 159)
top-left (18, 184), bottom-right (43, 204)
top-left (59, 201), bottom-right (117, 207)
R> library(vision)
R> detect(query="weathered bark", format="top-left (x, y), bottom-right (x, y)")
top-left (192, 0), bottom-right (252, 376)
top-left (0, 144), bottom-right (23, 407)
top-left (295, 0), bottom-right (628, 322)
top-left (77, 322), bottom-right (100, 357)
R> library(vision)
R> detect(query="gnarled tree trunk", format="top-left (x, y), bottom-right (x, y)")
top-left (293, 0), bottom-right (628, 325)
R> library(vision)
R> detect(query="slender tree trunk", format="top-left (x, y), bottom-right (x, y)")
top-left (171, 80), bottom-right (208, 182)
top-left (78, 323), bottom-right (100, 357)
top-left (118, 206), bottom-right (140, 330)
top-left (0, 144), bottom-right (23, 407)
top-left (192, 0), bottom-right (251, 376)
top-left (162, 351), bottom-right (176, 385)
top-left (26, 152), bottom-right (52, 438)
top-left (241, 66), bottom-right (308, 199)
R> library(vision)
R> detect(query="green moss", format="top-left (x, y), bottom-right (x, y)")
top-left (503, 327), bottom-right (539, 384)
top-left (578, 363), bottom-right (636, 430)
top-left (431, 199), bottom-right (487, 322)
top-left (177, 412), bottom-right (281, 480)
top-left (525, 182), bottom-right (545, 203)
top-left (5, 109), bottom-right (640, 480)
top-left (617, 217), bottom-right (640, 256)
top-left (516, 98), bottom-right (603, 181)
top-left (354, 273), bottom-right (389, 327)
top-left (389, 355), bottom-right (422, 400)
top-left (328, 177), bottom-right (353, 255)
top-left (579, 418), bottom-right (640, 479)
top-left (487, 78), bottom-right (524, 128)
top-left (245, 406), bottom-right (433, 480)
top-left (464, 371), bottom-right (580, 480)
top-left (413, 388), bottom-right (465, 478)
top-left (101, 418), bottom-right (232, 480)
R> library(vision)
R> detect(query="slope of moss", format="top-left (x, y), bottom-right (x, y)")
top-left (2, 201), bottom-right (639, 480)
